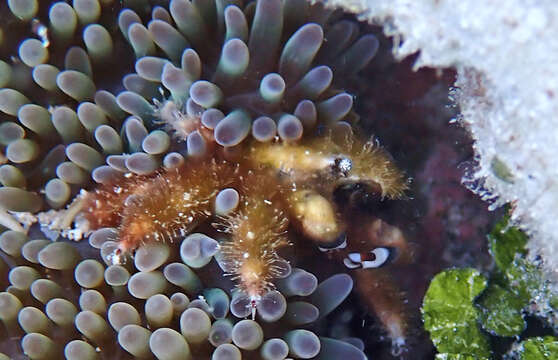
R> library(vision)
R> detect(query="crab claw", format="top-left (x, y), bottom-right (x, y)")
top-left (288, 189), bottom-right (345, 248)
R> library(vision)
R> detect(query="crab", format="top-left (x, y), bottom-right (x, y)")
top-left (54, 122), bottom-right (412, 343)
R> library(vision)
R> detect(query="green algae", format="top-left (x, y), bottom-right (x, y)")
top-left (435, 354), bottom-right (489, 360)
top-left (487, 215), bottom-right (527, 273)
top-left (422, 268), bottom-right (491, 358)
top-left (490, 156), bottom-right (514, 184)
top-left (517, 336), bottom-right (558, 360)
top-left (423, 214), bottom-right (558, 358)
top-left (477, 284), bottom-right (525, 337)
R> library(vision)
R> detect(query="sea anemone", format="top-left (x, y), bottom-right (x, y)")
top-left (0, 228), bottom-right (360, 359)
top-left (0, 0), bottom-right (409, 358)
top-left (0, 0), bottom-right (384, 217)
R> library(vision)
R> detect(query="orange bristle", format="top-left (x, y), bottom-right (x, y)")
top-left (81, 174), bottom-right (153, 229)
top-left (247, 134), bottom-right (408, 199)
top-left (115, 160), bottom-right (236, 252)
top-left (80, 160), bottom-right (236, 253)
top-left (217, 170), bottom-right (289, 298)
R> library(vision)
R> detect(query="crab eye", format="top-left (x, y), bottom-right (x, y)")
top-left (345, 247), bottom-right (392, 269)
top-left (333, 157), bottom-right (352, 176)
top-left (363, 247), bottom-right (391, 268)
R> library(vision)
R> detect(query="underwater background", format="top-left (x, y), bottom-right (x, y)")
top-left (0, 1), bottom-right (499, 359)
